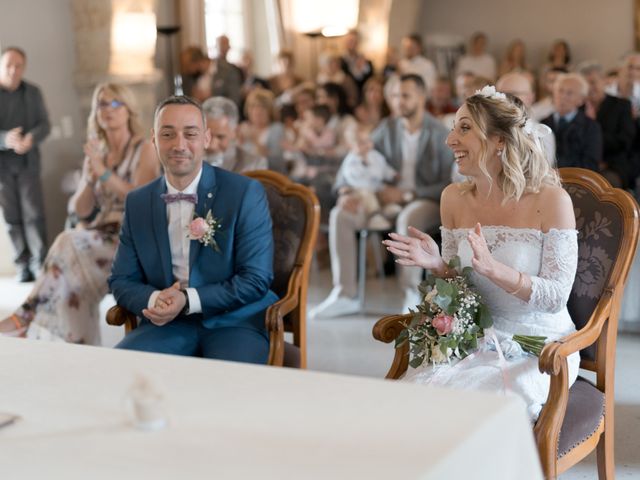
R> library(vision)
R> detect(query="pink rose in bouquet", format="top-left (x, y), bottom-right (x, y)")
top-left (432, 313), bottom-right (454, 335)
top-left (189, 217), bottom-right (208, 240)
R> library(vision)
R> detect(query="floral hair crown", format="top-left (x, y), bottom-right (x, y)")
top-left (474, 85), bottom-right (552, 141)
top-left (474, 85), bottom-right (507, 101)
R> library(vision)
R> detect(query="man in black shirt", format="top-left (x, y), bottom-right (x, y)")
top-left (0, 47), bottom-right (50, 282)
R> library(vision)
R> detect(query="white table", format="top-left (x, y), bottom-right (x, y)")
top-left (0, 337), bottom-right (542, 479)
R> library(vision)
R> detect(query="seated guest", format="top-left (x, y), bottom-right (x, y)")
top-left (180, 46), bottom-right (211, 98)
top-left (111, 96), bottom-right (277, 363)
top-left (398, 33), bottom-right (438, 92)
top-left (382, 46), bottom-right (400, 80)
top-left (316, 82), bottom-right (358, 158)
top-left (541, 73), bottom-right (602, 171)
top-left (202, 96), bottom-right (267, 173)
top-left (426, 76), bottom-right (458, 119)
top-left (269, 49), bottom-right (303, 103)
top-left (454, 70), bottom-right (477, 106)
top-left (607, 52), bottom-right (640, 117)
top-left (498, 39), bottom-right (534, 83)
top-left (310, 74), bottom-right (453, 318)
top-left (496, 72), bottom-right (556, 165)
top-left (383, 74), bottom-right (402, 118)
top-left (443, 74), bottom-right (489, 130)
top-left (0, 83), bottom-right (159, 342)
top-left (237, 88), bottom-right (286, 172)
top-left (543, 39), bottom-right (573, 72)
top-left (238, 50), bottom-right (269, 95)
top-left (580, 61), bottom-right (636, 188)
top-left (334, 129), bottom-right (400, 230)
top-left (317, 51), bottom-right (359, 108)
top-left (237, 49), bottom-right (270, 121)
top-left (531, 67), bottom-right (567, 121)
top-left (456, 32), bottom-right (497, 81)
top-left (296, 105), bottom-right (336, 158)
top-left (340, 30), bottom-right (374, 103)
top-left (290, 82), bottom-right (316, 119)
top-left (354, 76), bottom-right (391, 131)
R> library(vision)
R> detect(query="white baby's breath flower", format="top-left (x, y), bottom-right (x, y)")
top-left (425, 288), bottom-right (437, 303)
top-left (475, 85), bottom-right (507, 101)
top-left (430, 343), bottom-right (447, 364)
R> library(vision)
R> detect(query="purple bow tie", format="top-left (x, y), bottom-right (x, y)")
top-left (161, 192), bottom-right (198, 204)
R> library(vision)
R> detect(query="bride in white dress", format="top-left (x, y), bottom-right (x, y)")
top-left (383, 87), bottom-right (580, 420)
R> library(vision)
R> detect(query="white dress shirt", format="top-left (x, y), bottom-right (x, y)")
top-left (399, 128), bottom-right (420, 192)
top-left (147, 169), bottom-right (203, 315)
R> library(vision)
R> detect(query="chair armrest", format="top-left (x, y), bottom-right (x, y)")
top-left (538, 288), bottom-right (613, 376)
top-left (372, 314), bottom-right (412, 380)
top-left (105, 305), bottom-right (138, 333)
top-left (264, 265), bottom-right (305, 367)
top-left (534, 288), bottom-right (613, 473)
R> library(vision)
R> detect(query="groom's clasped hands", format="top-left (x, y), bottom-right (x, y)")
top-left (142, 281), bottom-right (186, 326)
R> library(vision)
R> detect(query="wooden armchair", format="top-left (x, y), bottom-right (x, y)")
top-left (107, 170), bottom-right (320, 368)
top-left (372, 168), bottom-right (640, 479)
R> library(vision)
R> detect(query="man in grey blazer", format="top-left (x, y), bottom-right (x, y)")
top-left (311, 74), bottom-right (454, 317)
top-left (202, 96), bottom-right (267, 173)
top-left (0, 47), bottom-right (50, 282)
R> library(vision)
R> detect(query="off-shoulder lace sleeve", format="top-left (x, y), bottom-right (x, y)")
top-left (528, 229), bottom-right (578, 313)
top-left (440, 227), bottom-right (458, 263)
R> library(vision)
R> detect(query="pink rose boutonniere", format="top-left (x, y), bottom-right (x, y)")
top-left (188, 209), bottom-right (222, 252)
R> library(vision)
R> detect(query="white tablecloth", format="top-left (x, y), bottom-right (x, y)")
top-left (0, 337), bottom-right (542, 479)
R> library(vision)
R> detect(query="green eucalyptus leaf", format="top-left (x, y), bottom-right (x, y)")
top-left (434, 294), bottom-right (452, 310)
top-left (395, 329), bottom-right (409, 348)
top-left (448, 256), bottom-right (461, 270)
top-left (409, 357), bottom-right (424, 368)
top-left (477, 303), bottom-right (493, 328)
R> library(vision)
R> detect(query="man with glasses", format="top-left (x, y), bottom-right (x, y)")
top-left (0, 46), bottom-right (50, 282)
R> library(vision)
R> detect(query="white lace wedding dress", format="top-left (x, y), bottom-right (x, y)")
top-left (403, 226), bottom-right (581, 420)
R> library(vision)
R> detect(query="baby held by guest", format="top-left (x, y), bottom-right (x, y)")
top-left (334, 129), bottom-right (400, 230)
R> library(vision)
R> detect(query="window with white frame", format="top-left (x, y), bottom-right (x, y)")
top-left (204, 0), bottom-right (247, 63)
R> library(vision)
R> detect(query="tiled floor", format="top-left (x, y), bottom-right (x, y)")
top-left (1, 267), bottom-right (639, 478)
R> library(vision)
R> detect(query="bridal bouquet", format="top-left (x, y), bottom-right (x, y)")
top-left (395, 256), bottom-right (546, 368)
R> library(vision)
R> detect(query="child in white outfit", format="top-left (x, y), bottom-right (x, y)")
top-left (335, 131), bottom-right (401, 230)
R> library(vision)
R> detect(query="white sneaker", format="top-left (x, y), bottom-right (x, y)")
top-left (309, 289), bottom-right (361, 319)
top-left (401, 288), bottom-right (422, 313)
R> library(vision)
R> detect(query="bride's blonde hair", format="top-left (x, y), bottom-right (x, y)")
top-left (460, 92), bottom-right (559, 202)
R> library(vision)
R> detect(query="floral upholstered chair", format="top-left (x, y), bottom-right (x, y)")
top-left (373, 168), bottom-right (639, 479)
top-left (107, 170), bottom-right (320, 368)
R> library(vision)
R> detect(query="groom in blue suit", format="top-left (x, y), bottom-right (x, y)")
top-left (109, 96), bottom-right (277, 363)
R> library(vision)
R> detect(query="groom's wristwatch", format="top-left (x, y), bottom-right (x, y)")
top-left (180, 289), bottom-right (190, 315)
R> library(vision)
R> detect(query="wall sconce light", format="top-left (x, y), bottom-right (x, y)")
top-left (110, 8), bottom-right (157, 76)
top-left (291, 0), bottom-right (359, 37)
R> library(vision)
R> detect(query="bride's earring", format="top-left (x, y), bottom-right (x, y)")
top-left (497, 149), bottom-right (506, 162)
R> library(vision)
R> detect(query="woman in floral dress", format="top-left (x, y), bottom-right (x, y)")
top-left (0, 83), bottom-right (159, 344)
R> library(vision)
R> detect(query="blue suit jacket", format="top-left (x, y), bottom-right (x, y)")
top-left (108, 162), bottom-right (277, 333)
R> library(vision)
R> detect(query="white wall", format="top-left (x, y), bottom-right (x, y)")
top-left (0, 0), bottom-right (85, 269)
top-left (419, 0), bottom-right (634, 74)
